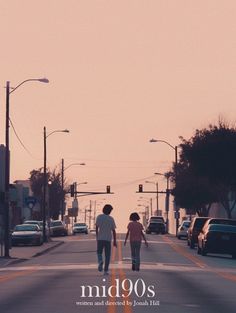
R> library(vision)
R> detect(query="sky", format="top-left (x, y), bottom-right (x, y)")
top-left (1, 0), bottom-right (236, 232)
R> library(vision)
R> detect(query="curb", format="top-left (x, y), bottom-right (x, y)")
top-left (0, 241), bottom-right (64, 267)
top-left (33, 241), bottom-right (64, 257)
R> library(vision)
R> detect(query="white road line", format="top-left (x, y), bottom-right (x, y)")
top-left (1, 262), bottom-right (236, 274)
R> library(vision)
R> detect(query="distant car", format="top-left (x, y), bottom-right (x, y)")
top-left (149, 216), bottom-right (165, 223)
top-left (50, 220), bottom-right (68, 236)
top-left (187, 217), bottom-right (209, 249)
top-left (11, 224), bottom-right (43, 246)
top-left (146, 222), bottom-right (165, 234)
top-left (197, 224), bottom-right (236, 259)
top-left (177, 220), bottom-right (191, 239)
top-left (73, 223), bottom-right (88, 235)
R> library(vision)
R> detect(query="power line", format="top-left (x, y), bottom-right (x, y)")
top-left (9, 117), bottom-right (39, 159)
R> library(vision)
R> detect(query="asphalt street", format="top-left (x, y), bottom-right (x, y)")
top-left (0, 233), bottom-right (236, 313)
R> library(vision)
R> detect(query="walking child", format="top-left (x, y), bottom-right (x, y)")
top-left (96, 204), bottom-right (117, 275)
top-left (124, 212), bottom-right (148, 271)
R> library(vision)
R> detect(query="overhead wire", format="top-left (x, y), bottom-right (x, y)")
top-left (9, 117), bottom-right (40, 160)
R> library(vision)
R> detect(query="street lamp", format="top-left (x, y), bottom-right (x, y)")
top-left (61, 160), bottom-right (86, 220)
top-left (43, 127), bottom-right (69, 242)
top-left (145, 180), bottom-right (159, 216)
top-left (137, 204), bottom-right (149, 226)
top-left (4, 78), bottom-right (49, 258)
top-left (138, 196), bottom-right (153, 216)
top-left (150, 138), bottom-right (179, 235)
top-left (155, 172), bottom-right (171, 233)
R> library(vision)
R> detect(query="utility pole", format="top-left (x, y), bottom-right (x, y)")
top-left (89, 200), bottom-right (92, 229)
top-left (93, 200), bottom-right (96, 229)
top-left (150, 198), bottom-right (153, 216)
top-left (4, 82), bottom-right (10, 257)
top-left (61, 158), bottom-right (64, 221)
top-left (156, 182), bottom-right (159, 215)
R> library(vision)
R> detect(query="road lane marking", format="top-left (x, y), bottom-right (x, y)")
top-left (0, 268), bottom-right (37, 283)
top-left (217, 272), bottom-right (236, 282)
top-left (163, 236), bottom-right (236, 283)
top-left (162, 236), bottom-right (207, 268)
top-left (107, 245), bottom-right (117, 313)
top-left (117, 240), bottom-right (133, 313)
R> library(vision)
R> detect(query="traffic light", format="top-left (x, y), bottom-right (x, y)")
top-left (70, 184), bottom-right (75, 197)
top-left (139, 184), bottom-right (143, 192)
top-left (106, 185), bottom-right (111, 193)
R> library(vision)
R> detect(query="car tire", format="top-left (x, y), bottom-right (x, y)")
top-left (177, 235), bottom-right (181, 240)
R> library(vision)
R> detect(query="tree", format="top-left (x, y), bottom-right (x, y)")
top-left (29, 168), bottom-right (65, 220)
top-left (172, 121), bottom-right (236, 218)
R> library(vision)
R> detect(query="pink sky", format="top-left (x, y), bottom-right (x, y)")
top-left (1, 1), bottom-right (236, 231)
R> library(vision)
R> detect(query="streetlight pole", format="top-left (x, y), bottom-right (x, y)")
top-left (61, 160), bottom-right (86, 221)
top-left (155, 172), bottom-right (171, 233)
top-left (145, 181), bottom-right (159, 215)
top-left (4, 78), bottom-right (49, 258)
top-left (42, 128), bottom-right (69, 242)
top-left (150, 138), bottom-right (179, 235)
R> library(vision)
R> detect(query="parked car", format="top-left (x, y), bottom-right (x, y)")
top-left (11, 224), bottom-right (43, 246)
top-left (177, 220), bottom-right (191, 239)
top-left (197, 224), bottom-right (236, 259)
top-left (73, 223), bottom-right (88, 235)
top-left (187, 217), bottom-right (209, 249)
top-left (146, 222), bottom-right (165, 234)
top-left (201, 218), bottom-right (236, 231)
top-left (50, 220), bottom-right (68, 236)
top-left (24, 220), bottom-right (50, 237)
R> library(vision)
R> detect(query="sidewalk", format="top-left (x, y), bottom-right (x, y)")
top-left (0, 240), bottom-right (64, 267)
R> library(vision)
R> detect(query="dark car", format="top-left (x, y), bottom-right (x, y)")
top-left (187, 217), bottom-right (209, 249)
top-left (11, 224), bottom-right (43, 246)
top-left (149, 216), bottom-right (165, 223)
top-left (146, 222), bottom-right (165, 234)
top-left (202, 218), bottom-right (236, 230)
top-left (197, 224), bottom-right (236, 259)
top-left (50, 220), bottom-right (68, 236)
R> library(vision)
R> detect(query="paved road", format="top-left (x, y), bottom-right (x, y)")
top-left (0, 233), bottom-right (235, 313)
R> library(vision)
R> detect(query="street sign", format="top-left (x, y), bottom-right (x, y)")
top-left (25, 196), bottom-right (37, 209)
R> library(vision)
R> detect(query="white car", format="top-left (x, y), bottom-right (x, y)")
top-left (11, 224), bottom-right (43, 246)
top-left (73, 223), bottom-right (88, 235)
top-left (177, 220), bottom-right (191, 239)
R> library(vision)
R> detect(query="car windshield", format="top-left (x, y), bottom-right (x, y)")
top-left (50, 221), bottom-right (62, 227)
top-left (195, 218), bottom-right (208, 229)
top-left (14, 225), bottom-right (39, 232)
top-left (208, 224), bottom-right (236, 233)
top-left (209, 219), bottom-right (236, 226)
top-left (24, 221), bottom-right (39, 225)
top-left (183, 221), bottom-right (191, 227)
top-left (74, 223), bottom-right (86, 227)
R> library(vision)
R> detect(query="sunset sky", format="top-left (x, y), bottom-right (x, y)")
top-left (1, 1), bottom-right (236, 231)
